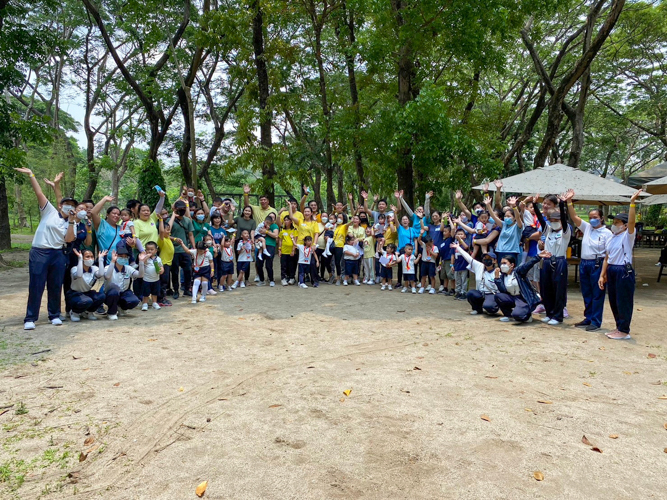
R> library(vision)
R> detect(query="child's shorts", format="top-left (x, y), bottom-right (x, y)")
top-left (380, 266), bottom-right (393, 280)
top-left (193, 265), bottom-right (211, 278)
top-left (374, 233), bottom-right (385, 240)
top-left (403, 273), bottom-right (416, 282)
top-left (142, 280), bottom-right (160, 297)
top-left (421, 261), bottom-right (436, 277)
top-left (344, 259), bottom-right (359, 277)
top-left (237, 261), bottom-right (250, 275)
top-left (522, 226), bottom-right (538, 241)
top-left (221, 261), bottom-right (234, 276)
top-left (324, 230), bottom-right (334, 238)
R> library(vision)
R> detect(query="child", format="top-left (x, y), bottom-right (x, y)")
top-left (103, 243), bottom-right (146, 320)
top-left (362, 227), bottom-right (375, 284)
top-left (321, 217), bottom-right (335, 258)
top-left (119, 208), bottom-right (136, 241)
top-left (232, 230), bottom-right (253, 289)
top-left (293, 235), bottom-right (319, 289)
top-left (373, 213), bottom-right (387, 239)
top-left (67, 249), bottom-right (106, 322)
top-left (254, 217), bottom-right (273, 261)
top-left (141, 241), bottom-right (164, 310)
top-left (452, 228), bottom-right (470, 300)
top-left (377, 242), bottom-right (397, 290)
top-left (417, 232), bottom-right (439, 294)
top-left (520, 197), bottom-right (542, 262)
top-left (189, 240), bottom-right (212, 303)
top-left (203, 235), bottom-right (218, 295)
top-left (438, 224), bottom-right (456, 295)
top-left (157, 215), bottom-right (177, 305)
top-left (398, 243), bottom-right (420, 293)
top-left (218, 235), bottom-right (235, 291)
top-left (209, 214), bottom-right (227, 288)
top-left (279, 217), bottom-right (298, 286)
top-left (343, 235), bottom-right (361, 286)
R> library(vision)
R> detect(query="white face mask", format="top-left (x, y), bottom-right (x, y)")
top-left (321, 217), bottom-right (328, 223)
top-left (500, 264), bottom-right (511, 274)
top-left (611, 224), bottom-right (625, 235)
top-left (187, 192), bottom-right (195, 198)
top-left (337, 219), bottom-right (343, 224)
top-left (77, 210), bottom-right (88, 220)
top-left (62, 205), bottom-right (75, 215)
top-left (83, 259), bottom-right (95, 267)
top-left (550, 222), bottom-right (562, 231)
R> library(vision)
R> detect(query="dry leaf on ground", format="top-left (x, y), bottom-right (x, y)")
top-left (112, 382), bottom-right (120, 387)
top-left (658, 395), bottom-right (667, 400)
top-left (583, 383), bottom-right (591, 387)
top-left (663, 422), bottom-right (667, 430)
top-left (582, 435), bottom-right (603, 453)
top-left (648, 353), bottom-right (657, 358)
top-left (537, 400), bottom-right (553, 404)
top-left (268, 404), bottom-right (282, 408)
top-left (178, 387), bottom-right (184, 392)
top-left (533, 471), bottom-right (544, 481)
top-left (195, 480), bottom-right (208, 497)
top-left (343, 389), bottom-right (351, 396)
top-left (413, 366), bottom-right (422, 371)
top-left (609, 434), bottom-right (619, 439)
top-left (481, 415), bottom-right (491, 422)
top-left (83, 436), bottom-right (95, 446)
top-left (78, 452), bottom-right (87, 462)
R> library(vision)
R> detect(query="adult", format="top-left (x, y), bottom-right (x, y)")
top-left (67, 249), bottom-right (107, 322)
top-left (103, 242), bottom-right (146, 320)
top-left (126, 199), bottom-right (142, 219)
top-left (562, 189), bottom-right (612, 332)
top-left (182, 186), bottom-right (206, 211)
top-left (453, 244), bottom-right (499, 316)
top-left (331, 213), bottom-right (349, 285)
top-left (170, 200), bottom-right (196, 299)
top-left (598, 190), bottom-right (643, 340)
top-left (90, 195), bottom-right (122, 263)
top-left (393, 211), bottom-right (420, 288)
top-left (494, 254), bottom-right (543, 323)
top-left (15, 168), bottom-right (78, 330)
top-left (316, 212), bottom-right (334, 282)
top-left (243, 183), bottom-right (278, 226)
top-left (484, 195), bottom-right (523, 262)
top-left (397, 190), bottom-right (431, 230)
top-left (234, 205), bottom-right (257, 241)
top-left (299, 185), bottom-right (321, 222)
top-left (256, 214), bottom-right (279, 286)
top-left (364, 192), bottom-right (394, 222)
top-left (133, 192), bottom-right (166, 248)
top-left (192, 207), bottom-right (211, 243)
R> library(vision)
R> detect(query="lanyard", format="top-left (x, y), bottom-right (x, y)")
top-left (224, 247), bottom-right (233, 259)
top-left (196, 252), bottom-right (206, 268)
top-left (406, 255), bottom-right (411, 271)
top-left (304, 246), bottom-right (312, 259)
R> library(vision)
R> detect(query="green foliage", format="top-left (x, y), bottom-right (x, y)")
top-left (644, 204), bottom-right (664, 227)
top-left (137, 159), bottom-right (168, 208)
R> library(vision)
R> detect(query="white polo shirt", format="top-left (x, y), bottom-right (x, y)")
top-left (544, 225), bottom-right (571, 258)
top-left (605, 230), bottom-right (635, 266)
top-left (578, 220), bottom-right (612, 260)
top-left (32, 202), bottom-right (69, 249)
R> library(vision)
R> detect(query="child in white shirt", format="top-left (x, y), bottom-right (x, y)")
top-left (293, 235), bottom-right (319, 289)
top-left (232, 230), bottom-right (253, 290)
top-left (377, 242), bottom-right (397, 290)
top-left (141, 241), bottom-right (164, 310)
top-left (343, 235), bottom-right (361, 286)
top-left (189, 240), bottom-right (213, 303)
top-left (398, 243), bottom-right (421, 293)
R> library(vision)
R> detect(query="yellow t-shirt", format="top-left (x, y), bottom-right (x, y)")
top-left (333, 223), bottom-right (349, 247)
top-left (158, 236), bottom-right (175, 266)
top-left (316, 222), bottom-right (326, 249)
top-left (296, 220), bottom-right (319, 245)
top-left (249, 204), bottom-right (278, 226)
top-left (134, 213), bottom-right (160, 247)
top-left (279, 228), bottom-right (296, 254)
top-left (281, 210), bottom-right (303, 224)
top-left (384, 225), bottom-right (398, 246)
top-left (347, 225), bottom-right (365, 242)
top-left (363, 235), bottom-right (375, 258)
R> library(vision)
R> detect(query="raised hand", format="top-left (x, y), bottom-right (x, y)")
top-left (54, 172), bottom-right (64, 184)
top-left (394, 190), bottom-right (400, 199)
top-left (426, 190), bottom-right (434, 198)
top-left (361, 191), bottom-right (368, 200)
top-left (455, 190), bottom-right (463, 200)
top-left (138, 252), bottom-right (147, 263)
top-left (99, 250), bottom-right (108, 259)
top-left (197, 189), bottom-right (205, 201)
top-left (562, 189), bottom-right (575, 201)
top-left (73, 248), bottom-right (82, 259)
top-left (243, 184), bottom-right (251, 194)
top-left (103, 195), bottom-right (115, 203)
top-left (494, 179), bottom-right (503, 190)
top-left (303, 184), bottom-right (310, 194)
top-left (43, 178), bottom-right (55, 188)
top-left (398, 190), bottom-right (404, 198)
top-left (390, 204), bottom-right (398, 213)
top-left (533, 193), bottom-right (540, 204)
top-left (14, 167), bottom-right (33, 176)
top-left (483, 196), bottom-right (492, 206)
top-left (507, 196), bottom-right (518, 208)
top-left (483, 182), bottom-right (489, 192)
top-left (631, 188), bottom-right (643, 203)
top-left (111, 250), bottom-right (118, 262)
top-left (373, 194), bottom-right (378, 202)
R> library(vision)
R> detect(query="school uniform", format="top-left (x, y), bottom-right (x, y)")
top-left (220, 245), bottom-right (235, 277)
top-left (604, 229), bottom-right (636, 334)
top-left (343, 244), bottom-right (361, 277)
top-left (455, 247), bottom-right (499, 314)
top-left (380, 251), bottom-right (397, 280)
top-left (103, 261), bottom-right (144, 315)
top-left (142, 256), bottom-right (164, 297)
top-left (236, 240), bottom-right (254, 275)
top-left (577, 220), bottom-right (612, 328)
top-left (398, 254), bottom-right (418, 283)
top-left (297, 244), bottom-right (318, 285)
top-left (419, 242), bottom-right (439, 278)
top-left (540, 222), bottom-right (571, 322)
top-left (494, 257), bottom-right (542, 322)
top-left (66, 257), bottom-right (106, 314)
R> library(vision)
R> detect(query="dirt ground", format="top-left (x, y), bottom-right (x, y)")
top-left (1, 246), bottom-right (667, 499)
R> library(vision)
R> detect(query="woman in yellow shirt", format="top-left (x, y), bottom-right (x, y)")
top-left (332, 213), bottom-right (349, 285)
top-left (278, 217), bottom-right (298, 285)
top-left (289, 203), bottom-right (319, 245)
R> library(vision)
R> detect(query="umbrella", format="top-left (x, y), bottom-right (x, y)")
top-left (640, 194), bottom-right (667, 206)
top-left (473, 163), bottom-right (647, 206)
top-left (628, 162), bottom-right (667, 187)
top-left (644, 175), bottom-right (667, 195)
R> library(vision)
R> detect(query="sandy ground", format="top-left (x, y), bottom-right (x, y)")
top-left (1, 247), bottom-right (667, 499)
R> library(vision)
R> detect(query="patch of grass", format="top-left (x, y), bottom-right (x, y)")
top-left (14, 402), bottom-right (28, 416)
top-left (0, 243), bottom-right (31, 253)
top-left (589, 371), bottom-right (597, 377)
top-left (0, 457), bottom-right (32, 491)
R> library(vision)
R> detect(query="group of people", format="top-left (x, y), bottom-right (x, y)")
top-left (17, 167), bottom-right (643, 340)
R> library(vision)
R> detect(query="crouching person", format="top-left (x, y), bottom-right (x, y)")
top-left (66, 249), bottom-right (107, 322)
top-left (103, 241), bottom-right (146, 320)
top-left (494, 253), bottom-right (544, 323)
top-left (452, 242), bottom-right (499, 316)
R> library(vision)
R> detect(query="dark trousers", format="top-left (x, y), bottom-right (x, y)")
top-left (331, 246), bottom-right (343, 278)
top-left (66, 289), bottom-right (105, 314)
top-left (105, 288), bottom-right (140, 315)
top-left (25, 247), bottom-right (67, 323)
top-left (607, 264), bottom-right (635, 333)
top-left (580, 259), bottom-right (605, 327)
top-left (256, 245), bottom-right (275, 282)
top-left (298, 262), bottom-right (312, 285)
top-left (63, 252), bottom-right (78, 310)
top-left (467, 290), bottom-right (499, 314)
top-left (540, 256), bottom-right (568, 322)
top-left (171, 252), bottom-right (192, 293)
top-left (132, 277), bottom-right (144, 300)
top-left (317, 248), bottom-right (332, 279)
top-left (495, 293), bottom-right (532, 322)
top-left (280, 253), bottom-right (297, 281)
top-left (159, 263), bottom-right (171, 299)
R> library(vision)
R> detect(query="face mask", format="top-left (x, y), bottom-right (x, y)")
top-left (337, 219), bottom-right (343, 224)
top-left (482, 258), bottom-right (493, 267)
top-left (504, 217), bottom-right (513, 225)
top-left (460, 216), bottom-right (468, 223)
top-left (177, 209), bottom-right (186, 216)
top-left (83, 259), bottom-right (95, 267)
top-left (162, 214), bottom-right (169, 220)
top-left (550, 222), bottom-right (562, 231)
top-left (77, 210), bottom-right (88, 220)
top-left (475, 208), bottom-right (483, 215)
top-left (196, 214), bottom-right (205, 221)
top-left (187, 192), bottom-right (195, 198)
top-left (62, 205), bottom-right (75, 215)
top-left (589, 218), bottom-right (601, 228)
top-left (190, 211), bottom-right (195, 217)
top-left (117, 257), bottom-right (129, 266)
top-left (611, 224), bottom-right (625, 235)
top-left (321, 217), bottom-right (328, 223)
top-left (205, 241), bottom-right (213, 247)
top-left (500, 264), bottom-right (511, 274)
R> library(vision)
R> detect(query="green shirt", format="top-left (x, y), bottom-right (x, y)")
top-left (193, 221), bottom-right (211, 243)
top-left (171, 216), bottom-right (194, 253)
top-left (265, 223), bottom-right (279, 247)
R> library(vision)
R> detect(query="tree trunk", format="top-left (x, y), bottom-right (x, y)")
top-left (14, 184), bottom-right (28, 227)
top-left (335, 162), bottom-right (344, 204)
top-left (251, 0), bottom-right (275, 205)
top-left (0, 177), bottom-right (11, 250)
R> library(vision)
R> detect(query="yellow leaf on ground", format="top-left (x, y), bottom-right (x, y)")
top-left (195, 480), bottom-right (208, 497)
top-left (178, 387), bottom-right (184, 392)
top-left (537, 400), bottom-right (553, 404)
top-left (339, 398), bottom-right (345, 402)
top-left (609, 434), bottom-right (619, 439)
top-left (533, 471), bottom-right (544, 481)
top-left (648, 353), bottom-right (657, 358)
top-left (343, 389), bottom-right (352, 396)
top-left (583, 383), bottom-right (591, 387)
top-left (84, 437), bottom-right (95, 446)
top-left (481, 415), bottom-right (491, 422)
top-left (658, 395), bottom-right (667, 400)
top-left (663, 422), bottom-right (667, 430)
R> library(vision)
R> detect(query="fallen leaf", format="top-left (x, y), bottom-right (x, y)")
top-left (339, 398), bottom-right (345, 402)
top-left (481, 415), bottom-right (491, 422)
top-left (268, 404), bottom-right (282, 408)
top-left (598, 346), bottom-right (606, 350)
top-left (397, 310), bottom-right (406, 313)
top-left (609, 434), bottom-right (619, 439)
top-left (238, 317), bottom-right (246, 320)
top-left (658, 395), bottom-right (667, 400)
top-left (400, 389), bottom-right (410, 393)
top-left (413, 366), bottom-right (422, 371)
top-left (525, 408), bottom-right (532, 412)
top-left (582, 435), bottom-right (603, 453)
top-left (72, 356), bottom-right (81, 360)
top-left (637, 307), bottom-right (643, 311)
top-left (422, 343), bottom-right (429, 346)
top-left (664, 448), bottom-right (667, 453)
top-left (195, 480), bottom-right (208, 497)
top-left (83, 437), bottom-right (95, 446)
top-left (648, 353), bottom-right (657, 359)
top-left (650, 381), bottom-right (662, 385)
top-left (583, 383), bottom-right (591, 387)
top-left (485, 376), bottom-right (498, 379)
top-left (113, 382), bottom-right (120, 387)
top-left (178, 387), bottom-right (184, 392)
top-left (537, 400), bottom-right (553, 404)
top-left (623, 371), bottom-right (632, 375)
top-left (663, 422), bottom-right (667, 430)
top-left (343, 389), bottom-right (352, 396)
top-left (533, 471), bottom-right (544, 481)
top-left (78, 452), bottom-right (87, 462)
top-left (306, 366), bottom-right (315, 369)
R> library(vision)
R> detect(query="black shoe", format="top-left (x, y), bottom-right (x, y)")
top-left (574, 320), bottom-right (591, 328)
top-left (183, 291), bottom-right (192, 297)
top-left (96, 306), bottom-right (107, 316)
top-left (585, 324), bottom-right (600, 332)
top-left (173, 291), bottom-right (179, 300)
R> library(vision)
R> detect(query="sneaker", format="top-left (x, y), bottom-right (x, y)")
top-left (367, 281), bottom-right (374, 286)
top-left (541, 316), bottom-right (551, 323)
top-left (153, 302), bottom-right (161, 310)
top-left (199, 296), bottom-right (206, 302)
top-left (417, 283), bottom-right (422, 288)
top-left (108, 314), bottom-right (118, 321)
top-left (547, 319), bottom-right (562, 326)
top-left (606, 330), bottom-right (631, 340)
top-left (343, 280), bottom-right (348, 286)
top-left (256, 281), bottom-right (266, 287)
top-left (173, 291), bottom-right (180, 300)
top-left (574, 320), bottom-right (591, 329)
top-left (219, 285), bottom-right (225, 292)
top-left (457, 294), bottom-right (467, 301)
top-left (533, 304), bottom-right (546, 314)
top-left (585, 324), bottom-right (600, 332)
top-left (438, 285), bottom-right (445, 292)
top-left (563, 307), bottom-right (570, 319)
top-left (362, 279), bottom-right (368, 284)
top-left (281, 279), bottom-right (288, 286)
top-left (381, 285), bottom-right (386, 290)
top-left (24, 321), bottom-right (36, 330)
top-left (387, 285), bottom-right (393, 290)
top-left (70, 311), bottom-right (81, 322)
top-left (425, 285), bottom-right (432, 291)
top-left (330, 276), bottom-right (336, 284)
top-left (401, 287), bottom-right (407, 293)
top-left (51, 318), bottom-right (63, 326)
top-left (353, 280), bottom-right (361, 286)
top-left (335, 279), bottom-right (341, 286)
top-left (525, 317), bottom-right (533, 323)
top-left (499, 317), bottom-right (512, 322)
top-left (270, 281), bottom-right (275, 287)
top-left (231, 281), bottom-right (238, 289)
top-left (240, 282), bottom-right (246, 288)
top-left (429, 289), bottom-right (435, 295)
top-left (448, 290), bottom-right (456, 296)
top-left (254, 276), bottom-right (260, 282)
top-left (207, 288), bottom-right (217, 295)
top-left (288, 279), bottom-right (295, 285)
top-left (183, 291), bottom-right (192, 297)
top-left (118, 309), bottom-right (127, 316)
top-left (411, 287), bottom-right (417, 294)
top-left (418, 288), bottom-right (424, 294)
top-left (142, 303), bottom-right (149, 311)
top-left (96, 306), bottom-right (107, 316)
top-left (161, 299), bottom-right (172, 306)
top-left (375, 277), bottom-right (381, 283)
top-left (299, 283), bottom-right (308, 289)
top-left (88, 312), bottom-right (98, 320)
top-left (470, 310), bottom-right (479, 315)
top-left (191, 298), bottom-right (197, 304)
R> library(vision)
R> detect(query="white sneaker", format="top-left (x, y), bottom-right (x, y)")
top-left (353, 280), bottom-right (361, 286)
top-left (541, 316), bottom-right (551, 323)
top-left (533, 304), bottom-right (546, 314)
top-left (70, 311), bottom-right (81, 322)
top-left (299, 283), bottom-right (308, 289)
top-left (141, 303), bottom-right (149, 311)
top-left (425, 285), bottom-right (432, 291)
top-left (438, 285), bottom-right (445, 292)
top-left (231, 281), bottom-right (238, 289)
top-left (362, 279), bottom-right (368, 284)
top-left (525, 317), bottom-right (533, 323)
top-left (417, 283), bottom-right (422, 288)
top-left (288, 279), bottom-right (295, 285)
top-left (499, 317), bottom-right (512, 322)
top-left (192, 298), bottom-right (197, 304)
top-left (547, 319), bottom-right (561, 325)
top-left (470, 310), bottom-right (479, 315)
top-left (263, 249), bottom-right (271, 257)
top-left (199, 296), bottom-right (206, 302)
top-left (256, 281), bottom-right (266, 287)
top-left (270, 281), bottom-right (275, 287)
top-left (254, 276), bottom-right (260, 282)
top-left (24, 321), bottom-right (36, 330)
top-left (219, 285), bottom-right (225, 292)
top-left (418, 288), bottom-right (425, 294)
top-left (401, 287), bottom-right (407, 293)
top-left (153, 302), bottom-right (161, 310)
top-left (207, 288), bottom-right (217, 295)
top-left (108, 314), bottom-right (118, 321)
top-left (367, 280), bottom-right (374, 286)
top-left (376, 276), bottom-right (381, 283)
top-left (343, 280), bottom-right (348, 286)
top-left (51, 318), bottom-right (63, 326)
top-left (563, 307), bottom-right (570, 319)
top-left (429, 289), bottom-right (435, 294)
top-left (411, 287), bottom-right (417, 294)
top-left (381, 285), bottom-right (386, 290)
top-left (281, 279), bottom-right (288, 286)
top-left (387, 285), bottom-right (393, 290)
top-left (240, 282), bottom-right (246, 288)
top-left (87, 312), bottom-right (98, 320)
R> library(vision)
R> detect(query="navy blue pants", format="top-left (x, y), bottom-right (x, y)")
top-left (580, 259), bottom-right (605, 328)
top-left (171, 252), bottom-right (192, 293)
top-left (607, 264), bottom-right (635, 334)
top-left (256, 245), bottom-right (276, 282)
top-left (25, 247), bottom-right (67, 323)
top-left (104, 288), bottom-right (140, 315)
top-left (467, 290), bottom-right (499, 314)
top-left (298, 262), bottom-right (313, 285)
top-left (495, 293), bottom-right (532, 322)
top-left (66, 290), bottom-right (106, 314)
top-left (540, 256), bottom-right (568, 322)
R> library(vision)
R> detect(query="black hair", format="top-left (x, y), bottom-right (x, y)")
top-left (405, 243), bottom-right (414, 250)
top-left (259, 194), bottom-right (269, 200)
top-left (126, 199), bottom-right (141, 210)
top-left (422, 236), bottom-right (433, 244)
top-left (543, 194), bottom-right (559, 205)
top-left (211, 214), bottom-right (222, 226)
top-left (345, 234), bottom-right (354, 244)
top-left (455, 227), bottom-right (466, 234)
top-left (120, 208), bottom-right (131, 216)
top-left (213, 196), bottom-right (223, 203)
top-left (337, 213), bottom-right (349, 224)
top-left (138, 203), bottom-right (150, 213)
top-left (82, 199), bottom-right (94, 205)
top-left (195, 240), bottom-right (207, 250)
top-left (242, 205), bottom-right (254, 217)
top-left (146, 241), bottom-right (158, 250)
top-left (377, 198), bottom-right (388, 205)
top-left (378, 213), bottom-right (386, 220)
top-left (265, 214), bottom-right (275, 222)
top-left (304, 235), bottom-right (313, 243)
top-left (502, 254), bottom-right (517, 266)
top-left (589, 208), bottom-right (602, 218)
top-left (222, 198), bottom-right (232, 203)
top-left (386, 243), bottom-right (396, 252)
top-left (106, 205), bottom-right (120, 215)
top-left (288, 197), bottom-right (297, 203)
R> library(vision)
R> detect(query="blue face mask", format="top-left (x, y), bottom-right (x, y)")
top-left (589, 218), bottom-right (601, 228)
top-left (504, 217), bottom-right (514, 225)
top-left (196, 214), bottom-right (205, 221)
top-left (116, 257), bottom-right (129, 267)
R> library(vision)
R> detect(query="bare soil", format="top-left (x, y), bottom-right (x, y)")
top-left (1, 247), bottom-right (667, 499)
